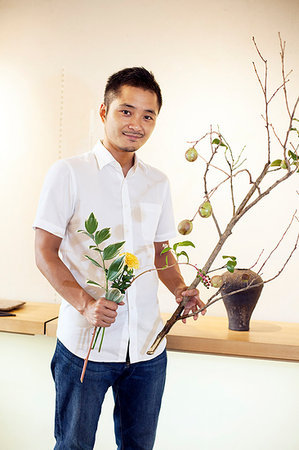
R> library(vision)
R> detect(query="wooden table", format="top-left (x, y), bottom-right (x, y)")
top-left (0, 302), bottom-right (60, 335)
top-left (162, 314), bottom-right (299, 361)
top-left (1, 302), bottom-right (298, 362)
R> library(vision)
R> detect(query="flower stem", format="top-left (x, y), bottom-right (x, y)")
top-left (92, 327), bottom-right (102, 349)
top-left (98, 328), bottom-right (105, 352)
top-left (80, 326), bottom-right (97, 383)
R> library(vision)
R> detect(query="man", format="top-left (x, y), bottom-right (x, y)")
top-left (34, 67), bottom-right (205, 450)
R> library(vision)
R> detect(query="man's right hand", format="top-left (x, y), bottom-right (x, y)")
top-left (83, 297), bottom-right (124, 328)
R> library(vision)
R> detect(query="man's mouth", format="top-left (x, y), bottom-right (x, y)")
top-left (123, 132), bottom-right (144, 140)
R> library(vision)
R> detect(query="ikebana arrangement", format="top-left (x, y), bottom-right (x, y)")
top-left (79, 35), bottom-right (298, 380)
top-left (147, 34), bottom-right (299, 354)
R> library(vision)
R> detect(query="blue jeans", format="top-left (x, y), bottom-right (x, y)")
top-left (51, 340), bottom-right (167, 450)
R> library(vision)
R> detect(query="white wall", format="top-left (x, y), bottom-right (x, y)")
top-left (1, 332), bottom-right (299, 450)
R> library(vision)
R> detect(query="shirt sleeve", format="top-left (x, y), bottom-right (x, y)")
top-left (154, 178), bottom-right (177, 242)
top-left (33, 160), bottom-right (76, 238)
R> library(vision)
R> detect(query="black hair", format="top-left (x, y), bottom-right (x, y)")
top-left (104, 67), bottom-right (162, 112)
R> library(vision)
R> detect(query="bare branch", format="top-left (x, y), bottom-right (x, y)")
top-left (268, 77), bottom-right (291, 104)
top-left (279, 32), bottom-right (292, 118)
top-left (257, 210), bottom-right (298, 275)
top-left (252, 61), bottom-right (265, 95)
top-left (268, 121), bottom-right (284, 148)
top-left (248, 249), bottom-right (264, 270)
top-left (283, 96), bottom-right (299, 161)
top-left (252, 36), bottom-right (267, 63)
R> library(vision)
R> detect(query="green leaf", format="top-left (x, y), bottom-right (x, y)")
top-left (176, 250), bottom-right (189, 263)
top-left (89, 245), bottom-right (101, 252)
top-left (293, 118), bottom-right (299, 122)
top-left (160, 246), bottom-right (171, 255)
top-left (95, 228), bottom-right (111, 245)
top-left (226, 260), bottom-right (237, 273)
top-left (106, 288), bottom-right (124, 304)
top-left (212, 138), bottom-right (226, 148)
top-left (103, 241), bottom-right (125, 260)
top-left (85, 213), bottom-right (98, 234)
top-left (84, 255), bottom-right (101, 267)
top-left (222, 255), bottom-right (236, 260)
top-left (107, 256), bottom-right (125, 281)
top-left (270, 159), bottom-right (282, 167)
top-left (173, 241), bottom-right (195, 252)
top-left (288, 150), bottom-right (298, 161)
top-left (86, 280), bottom-right (104, 288)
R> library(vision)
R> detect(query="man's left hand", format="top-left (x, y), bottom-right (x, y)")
top-left (175, 287), bottom-right (206, 324)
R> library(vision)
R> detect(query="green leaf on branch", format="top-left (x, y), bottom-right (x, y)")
top-left (270, 159), bottom-right (282, 167)
top-left (89, 246), bottom-right (101, 253)
top-left (226, 260), bottom-right (237, 273)
top-left (103, 241), bottom-right (125, 260)
top-left (85, 213), bottom-right (98, 234)
top-left (95, 228), bottom-right (111, 245)
top-left (212, 138), bottom-right (227, 148)
top-left (86, 280), bottom-right (104, 288)
top-left (160, 246), bottom-right (171, 255)
top-left (107, 256), bottom-right (125, 281)
top-left (176, 250), bottom-right (189, 263)
top-left (85, 255), bottom-right (102, 267)
top-left (173, 241), bottom-right (195, 252)
top-left (288, 150), bottom-right (299, 161)
top-left (222, 255), bottom-right (236, 261)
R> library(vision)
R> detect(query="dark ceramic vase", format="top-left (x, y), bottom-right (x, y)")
top-left (220, 269), bottom-right (264, 331)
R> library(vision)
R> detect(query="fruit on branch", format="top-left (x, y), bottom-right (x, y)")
top-left (210, 275), bottom-right (223, 288)
top-left (198, 201), bottom-right (212, 218)
top-left (185, 147), bottom-right (198, 162)
top-left (178, 219), bottom-right (193, 235)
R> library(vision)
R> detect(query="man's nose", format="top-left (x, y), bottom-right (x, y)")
top-left (128, 116), bottom-right (142, 131)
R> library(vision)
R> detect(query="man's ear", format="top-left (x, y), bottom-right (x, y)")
top-left (99, 103), bottom-right (107, 123)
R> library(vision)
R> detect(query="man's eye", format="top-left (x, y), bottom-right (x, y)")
top-left (144, 115), bottom-right (153, 121)
top-left (121, 110), bottom-right (131, 115)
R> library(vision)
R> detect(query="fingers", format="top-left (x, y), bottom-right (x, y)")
top-left (181, 288), bottom-right (199, 298)
top-left (86, 297), bottom-right (122, 328)
top-left (176, 288), bottom-right (207, 322)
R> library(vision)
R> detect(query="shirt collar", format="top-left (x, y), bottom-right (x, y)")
top-left (92, 140), bottom-right (148, 174)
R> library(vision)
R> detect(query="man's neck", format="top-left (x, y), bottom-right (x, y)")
top-left (101, 140), bottom-right (135, 177)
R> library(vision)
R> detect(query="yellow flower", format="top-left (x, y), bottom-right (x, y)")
top-left (121, 252), bottom-right (140, 270)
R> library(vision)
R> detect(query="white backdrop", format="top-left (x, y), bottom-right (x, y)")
top-left (0, 0), bottom-right (298, 321)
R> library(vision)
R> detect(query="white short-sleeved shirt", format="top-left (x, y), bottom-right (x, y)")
top-left (34, 141), bottom-right (176, 362)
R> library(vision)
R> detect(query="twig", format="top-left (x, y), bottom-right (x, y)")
top-left (248, 249), bottom-right (264, 270)
top-left (268, 78), bottom-right (291, 104)
top-left (279, 32), bottom-right (292, 119)
top-left (264, 232), bottom-right (299, 282)
top-left (257, 210), bottom-right (298, 275)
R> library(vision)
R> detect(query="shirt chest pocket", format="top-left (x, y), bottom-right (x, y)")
top-left (140, 202), bottom-right (162, 243)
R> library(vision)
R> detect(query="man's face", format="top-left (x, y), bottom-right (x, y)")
top-left (100, 85), bottom-right (159, 153)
